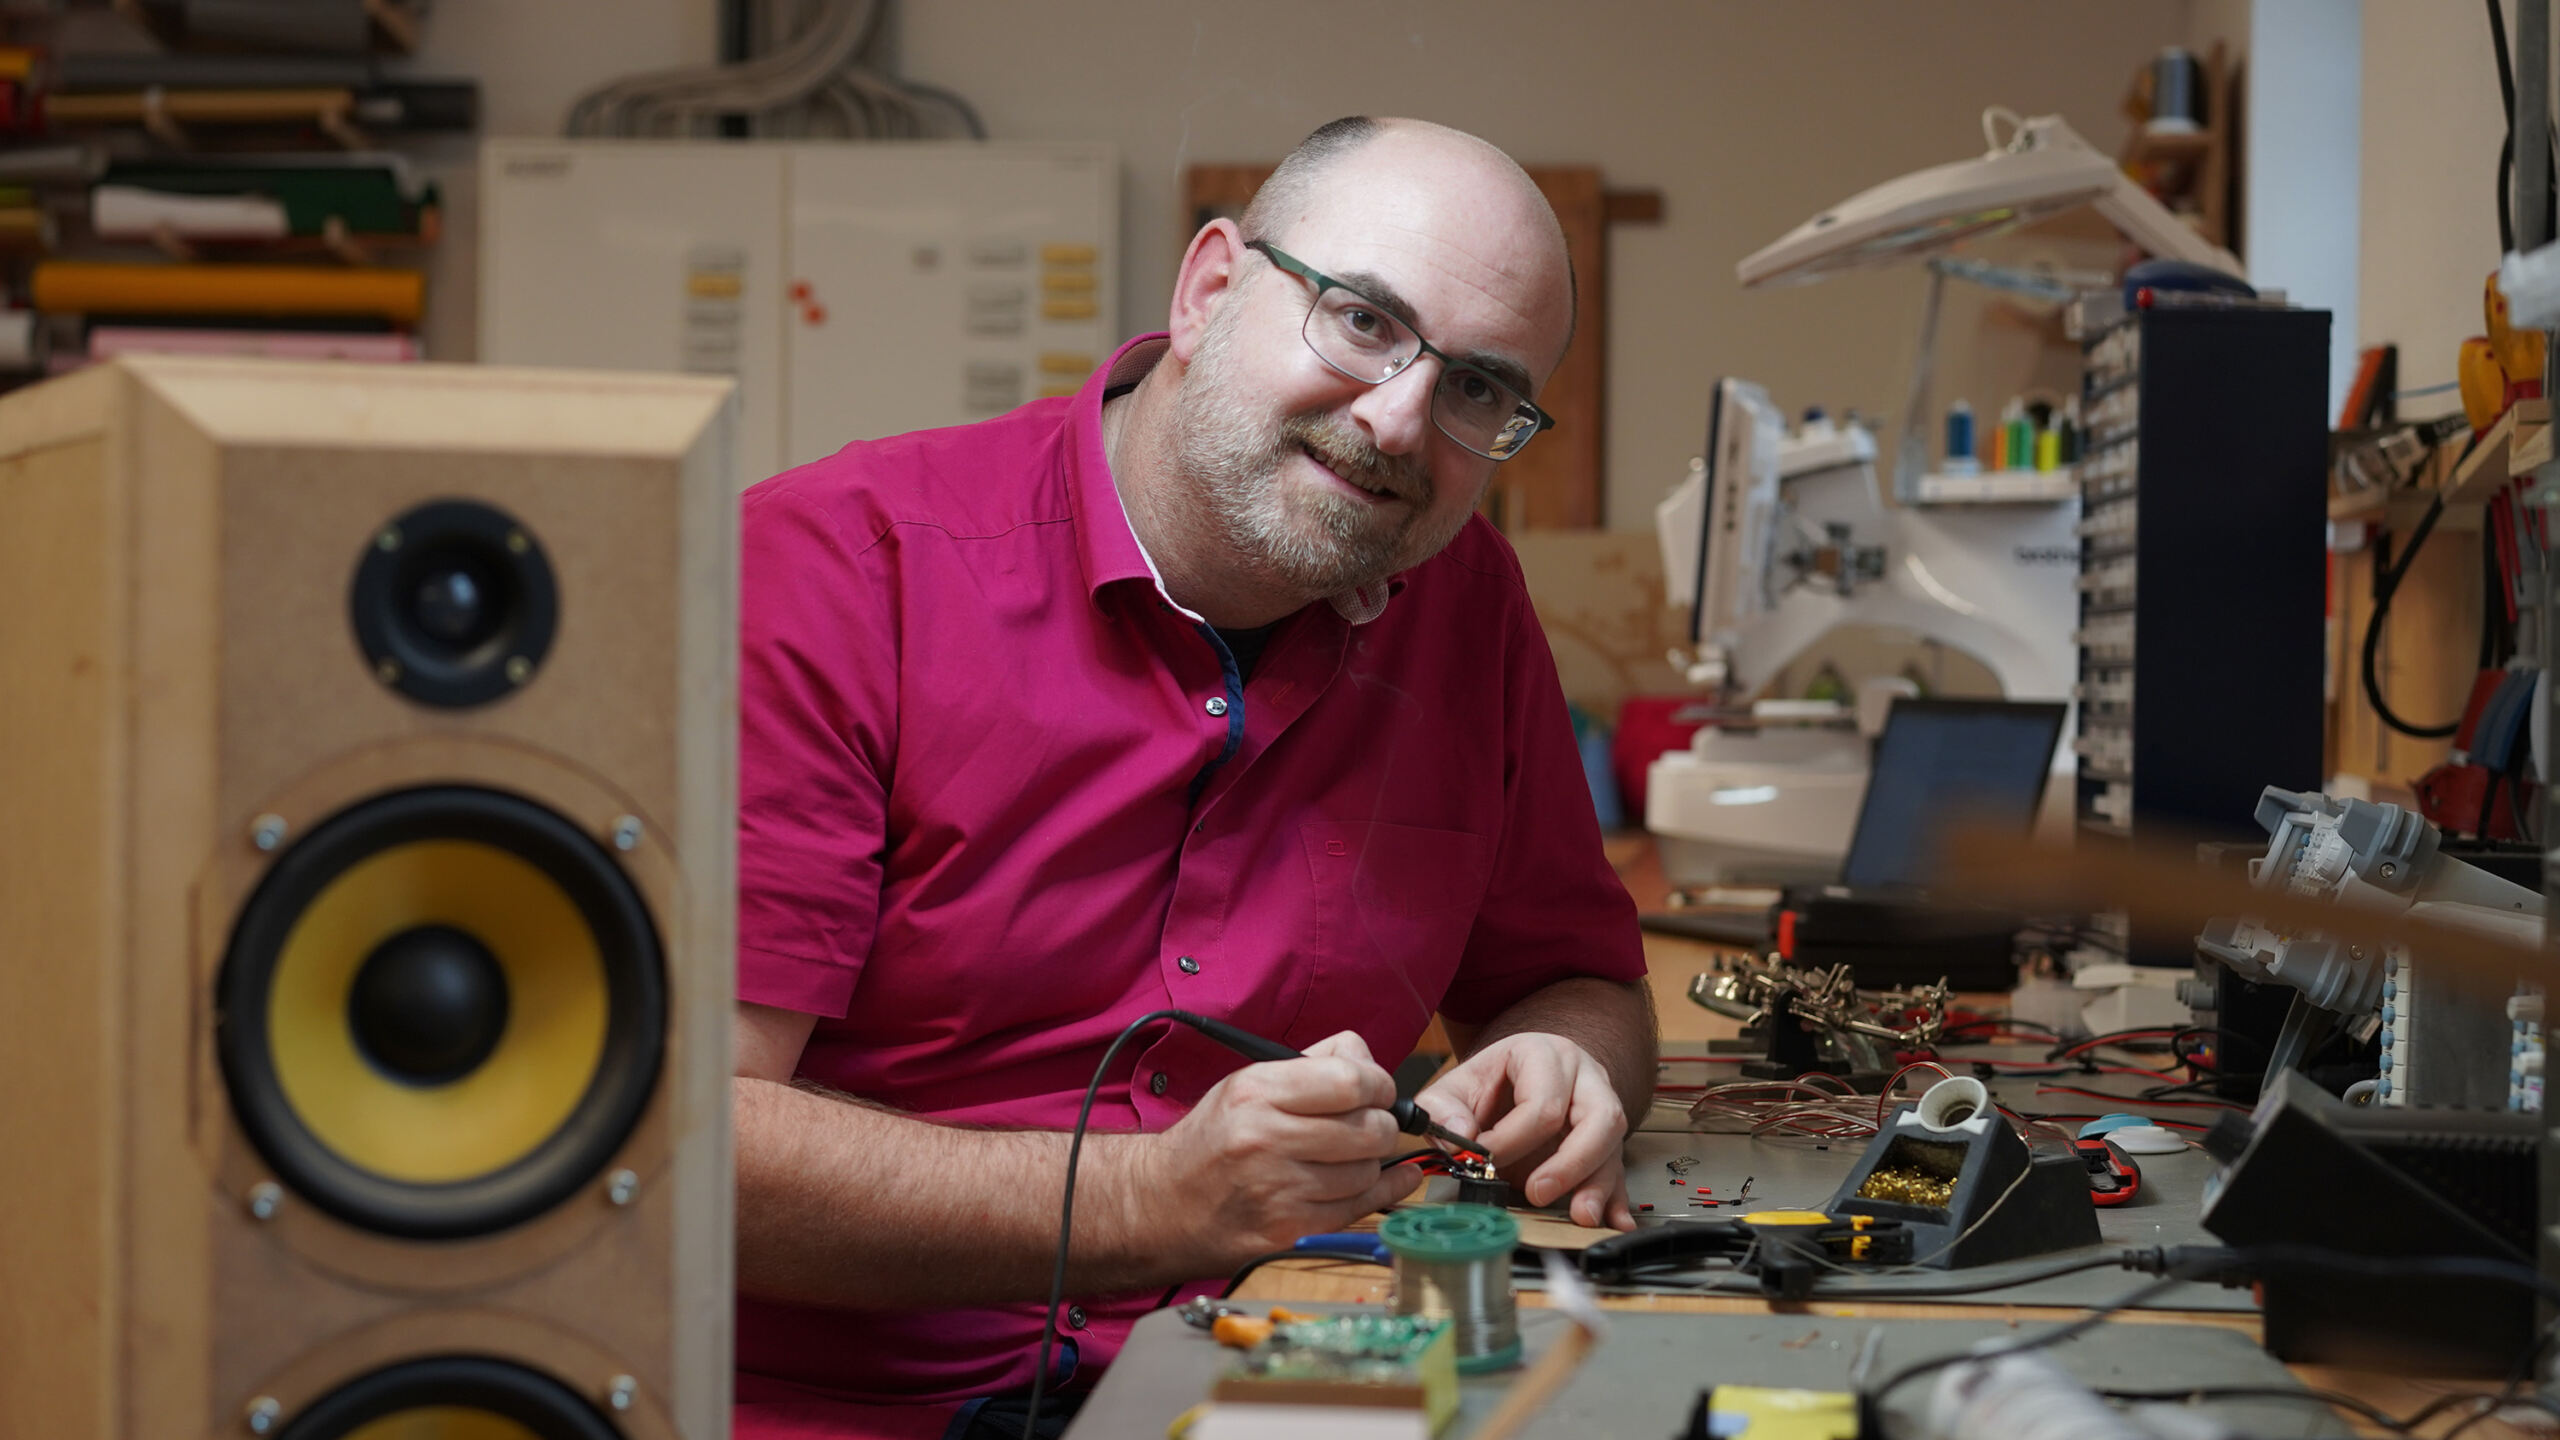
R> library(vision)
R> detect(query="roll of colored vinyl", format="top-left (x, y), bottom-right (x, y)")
top-left (31, 261), bottom-right (422, 322)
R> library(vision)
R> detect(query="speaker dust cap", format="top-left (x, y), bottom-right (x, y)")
top-left (218, 787), bottom-right (665, 1239)
top-left (352, 499), bottom-right (559, 708)
top-left (275, 1357), bottom-right (625, 1440)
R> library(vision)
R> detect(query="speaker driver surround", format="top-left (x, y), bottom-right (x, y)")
top-left (351, 499), bottom-right (559, 709)
top-left (219, 786), bottom-right (665, 1239)
top-left (275, 1357), bottom-right (624, 1440)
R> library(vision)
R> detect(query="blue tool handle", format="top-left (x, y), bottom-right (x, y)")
top-left (1293, 1232), bottom-right (1392, 1264)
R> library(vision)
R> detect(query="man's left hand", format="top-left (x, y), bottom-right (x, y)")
top-left (1411, 1033), bottom-right (1634, 1230)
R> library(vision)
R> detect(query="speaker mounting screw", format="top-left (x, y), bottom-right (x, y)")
top-left (244, 1397), bottom-right (281, 1434)
top-left (375, 657), bottom-right (401, 684)
top-left (507, 530), bottom-right (531, 555)
top-left (505, 655), bottom-right (532, 685)
top-left (249, 815), bottom-right (289, 852)
top-left (607, 1376), bottom-right (638, 1412)
top-left (246, 1182), bottom-right (283, 1221)
top-left (373, 525), bottom-right (402, 552)
top-left (610, 816), bottom-right (643, 852)
top-left (606, 1169), bottom-right (640, 1206)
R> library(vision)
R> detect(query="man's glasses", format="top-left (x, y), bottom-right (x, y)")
top-left (1244, 240), bottom-right (1554, 463)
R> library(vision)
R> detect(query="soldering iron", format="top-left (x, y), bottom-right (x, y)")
top-left (1024, 1008), bottom-right (1484, 1440)
top-left (1168, 1010), bottom-right (1483, 1154)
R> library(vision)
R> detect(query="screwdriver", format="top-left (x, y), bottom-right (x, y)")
top-left (1171, 1010), bottom-right (1482, 1154)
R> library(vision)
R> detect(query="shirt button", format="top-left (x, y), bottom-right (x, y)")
top-left (1148, 1072), bottom-right (1171, 1096)
top-left (1205, 696), bottom-right (1229, 717)
top-left (1066, 1305), bottom-right (1089, 1330)
top-left (1178, 955), bottom-right (1201, 975)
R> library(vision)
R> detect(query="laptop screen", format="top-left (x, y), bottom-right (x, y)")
top-left (1839, 698), bottom-right (2068, 891)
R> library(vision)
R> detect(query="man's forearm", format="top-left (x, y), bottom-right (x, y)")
top-left (1463, 976), bottom-right (1658, 1121)
top-left (734, 1076), bottom-right (1183, 1309)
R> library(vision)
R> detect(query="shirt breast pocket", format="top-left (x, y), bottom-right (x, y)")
top-left (1293, 820), bottom-right (1493, 1047)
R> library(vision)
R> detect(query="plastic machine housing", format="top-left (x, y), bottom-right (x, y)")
top-left (2201, 1071), bottom-right (2537, 1373)
top-left (2074, 302), bottom-right (2330, 965)
top-left (1824, 1090), bottom-right (2099, 1268)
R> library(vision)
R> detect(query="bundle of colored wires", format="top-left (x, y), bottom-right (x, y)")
top-left (1682, 1062), bottom-right (2074, 1143)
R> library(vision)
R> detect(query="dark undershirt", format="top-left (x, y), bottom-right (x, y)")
top-left (1214, 624), bottom-right (1277, 683)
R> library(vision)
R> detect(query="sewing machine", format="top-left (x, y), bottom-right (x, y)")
top-left (1646, 378), bottom-right (2080, 886)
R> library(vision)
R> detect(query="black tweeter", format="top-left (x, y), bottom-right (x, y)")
top-left (352, 498), bottom-right (559, 708)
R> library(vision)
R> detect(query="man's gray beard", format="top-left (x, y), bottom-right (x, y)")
top-left (1168, 308), bottom-right (1469, 598)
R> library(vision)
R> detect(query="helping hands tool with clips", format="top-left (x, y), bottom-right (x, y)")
top-left (1172, 1011), bottom-right (1482, 1154)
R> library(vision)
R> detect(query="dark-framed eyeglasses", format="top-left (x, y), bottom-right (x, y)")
top-left (1244, 239), bottom-right (1554, 463)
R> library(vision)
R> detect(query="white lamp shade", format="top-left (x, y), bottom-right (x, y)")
top-left (1738, 113), bottom-right (2241, 288)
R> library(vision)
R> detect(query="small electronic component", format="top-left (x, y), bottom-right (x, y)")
top-left (1210, 1312), bottom-right (1460, 1434)
top-left (2072, 1137), bottom-right (2142, 1207)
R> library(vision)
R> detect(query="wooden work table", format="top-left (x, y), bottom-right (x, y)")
top-left (1230, 837), bottom-right (2540, 1439)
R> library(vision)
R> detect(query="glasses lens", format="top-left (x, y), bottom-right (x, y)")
top-left (1435, 367), bottom-right (1540, 461)
top-left (1304, 285), bottom-right (1418, 383)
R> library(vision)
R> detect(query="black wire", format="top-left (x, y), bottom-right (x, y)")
top-left (1217, 1250), bottom-right (1392, 1300)
top-left (1867, 1271), bottom-right (2198, 1403)
top-left (1383, 1148), bottom-right (1444, 1170)
top-left (2043, 1027), bottom-right (2182, 1062)
top-left (1942, 1016), bottom-right (2063, 1039)
top-left (2434, 1305), bottom-right (2560, 1438)
top-left (1023, 1008), bottom-right (1184, 1440)
top-left (1867, 1246), bottom-right (2560, 1410)
top-left (2094, 1384), bottom-right (2417, 1435)
top-left (1606, 1250), bottom-right (2127, 1299)
top-left (2495, 0), bottom-right (2520, 250)
top-left (2363, 492), bottom-right (2464, 738)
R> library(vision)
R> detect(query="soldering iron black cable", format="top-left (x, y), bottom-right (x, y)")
top-left (1024, 1010), bottom-right (1444, 1437)
top-left (2364, 494), bottom-right (2466, 739)
top-left (1864, 1247), bottom-right (2560, 1414)
top-left (1022, 1008), bottom-right (1184, 1440)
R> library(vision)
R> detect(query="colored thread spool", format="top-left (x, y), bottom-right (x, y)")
top-left (1379, 1204), bottom-right (1520, 1373)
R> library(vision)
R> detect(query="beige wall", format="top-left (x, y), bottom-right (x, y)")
top-left (399, 0), bottom-right (723, 361)
top-left (2359, 0), bottom-right (2512, 409)
top-left (419, 2), bottom-right (2188, 524)
top-left (890, 0), bottom-right (2190, 532)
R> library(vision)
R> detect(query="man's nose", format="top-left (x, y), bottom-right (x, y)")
top-left (1346, 355), bottom-right (1439, 457)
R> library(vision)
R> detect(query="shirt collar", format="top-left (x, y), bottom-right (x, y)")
top-left (1065, 332), bottom-right (1399, 627)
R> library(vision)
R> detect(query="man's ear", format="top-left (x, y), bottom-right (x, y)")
top-left (1167, 218), bottom-right (1250, 365)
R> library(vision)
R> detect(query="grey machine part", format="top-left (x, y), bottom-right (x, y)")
top-left (2194, 786), bottom-right (2541, 1109)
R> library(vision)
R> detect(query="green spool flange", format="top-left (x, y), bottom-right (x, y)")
top-left (1378, 1203), bottom-right (1518, 1263)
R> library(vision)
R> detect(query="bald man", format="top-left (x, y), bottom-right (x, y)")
top-left (730, 116), bottom-right (1654, 1439)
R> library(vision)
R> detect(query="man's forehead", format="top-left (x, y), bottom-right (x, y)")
top-left (1279, 193), bottom-right (1570, 378)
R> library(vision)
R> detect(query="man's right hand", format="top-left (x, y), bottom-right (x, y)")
top-left (1119, 1030), bottom-right (1424, 1270)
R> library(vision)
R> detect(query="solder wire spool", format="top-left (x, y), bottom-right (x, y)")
top-left (1379, 1203), bottom-right (1521, 1372)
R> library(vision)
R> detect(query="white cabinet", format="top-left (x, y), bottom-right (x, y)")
top-left (481, 140), bottom-right (1117, 488)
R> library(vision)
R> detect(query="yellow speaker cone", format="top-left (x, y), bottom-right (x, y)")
top-left (267, 839), bottom-right (607, 1184)
top-left (222, 786), bottom-right (664, 1238)
top-left (341, 1409), bottom-right (545, 1440)
top-left (274, 1356), bottom-right (626, 1439)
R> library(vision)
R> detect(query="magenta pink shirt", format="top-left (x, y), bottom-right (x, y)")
top-left (732, 335), bottom-right (1645, 1439)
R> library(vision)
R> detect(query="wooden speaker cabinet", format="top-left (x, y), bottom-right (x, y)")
top-left (0, 358), bottom-right (738, 1439)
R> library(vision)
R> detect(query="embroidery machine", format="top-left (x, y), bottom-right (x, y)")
top-left (1646, 378), bottom-right (2080, 885)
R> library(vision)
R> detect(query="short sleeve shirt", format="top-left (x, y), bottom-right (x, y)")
top-left (732, 334), bottom-right (1645, 1438)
